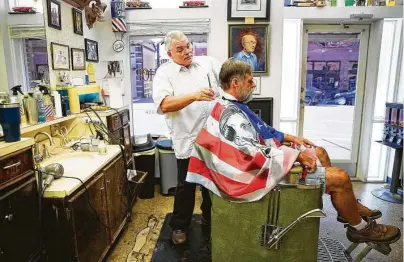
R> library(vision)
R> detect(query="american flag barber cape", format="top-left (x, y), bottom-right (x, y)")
top-left (186, 99), bottom-right (300, 202)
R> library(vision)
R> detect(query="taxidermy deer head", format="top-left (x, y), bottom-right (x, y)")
top-left (85, 0), bottom-right (107, 29)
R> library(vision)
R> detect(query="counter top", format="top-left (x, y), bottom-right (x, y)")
top-left (41, 145), bottom-right (121, 198)
top-left (0, 138), bottom-right (34, 158)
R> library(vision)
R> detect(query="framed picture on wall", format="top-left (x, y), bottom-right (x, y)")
top-left (227, 0), bottom-right (270, 21)
top-left (71, 48), bottom-right (85, 70)
top-left (85, 38), bottom-right (99, 62)
top-left (72, 8), bottom-right (83, 35)
top-left (51, 43), bottom-right (70, 70)
top-left (252, 77), bottom-right (261, 95)
top-left (229, 24), bottom-right (270, 75)
top-left (36, 64), bottom-right (49, 80)
top-left (47, 0), bottom-right (61, 30)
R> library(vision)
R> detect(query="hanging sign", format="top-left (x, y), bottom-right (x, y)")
top-left (111, 0), bottom-right (127, 32)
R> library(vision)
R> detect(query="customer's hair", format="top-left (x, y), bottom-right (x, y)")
top-left (164, 31), bottom-right (188, 51)
top-left (219, 59), bottom-right (252, 90)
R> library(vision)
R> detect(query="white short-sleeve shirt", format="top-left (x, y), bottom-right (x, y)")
top-left (152, 56), bottom-right (222, 159)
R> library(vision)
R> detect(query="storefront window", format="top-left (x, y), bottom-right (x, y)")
top-left (305, 38), bottom-right (359, 106)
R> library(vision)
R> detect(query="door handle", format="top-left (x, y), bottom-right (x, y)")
top-left (2, 161), bottom-right (21, 170)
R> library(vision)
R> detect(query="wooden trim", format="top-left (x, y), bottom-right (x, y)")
top-left (0, 170), bottom-right (34, 192)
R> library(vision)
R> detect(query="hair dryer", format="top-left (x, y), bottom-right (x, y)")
top-left (40, 163), bottom-right (64, 190)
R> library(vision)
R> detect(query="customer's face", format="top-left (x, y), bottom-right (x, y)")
top-left (242, 35), bottom-right (257, 54)
top-left (168, 38), bottom-right (193, 67)
top-left (236, 73), bottom-right (256, 101)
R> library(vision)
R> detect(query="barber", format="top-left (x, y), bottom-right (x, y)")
top-left (152, 31), bottom-right (222, 244)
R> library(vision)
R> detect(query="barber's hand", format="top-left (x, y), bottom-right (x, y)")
top-left (296, 150), bottom-right (317, 173)
top-left (193, 88), bottom-right (215, 102)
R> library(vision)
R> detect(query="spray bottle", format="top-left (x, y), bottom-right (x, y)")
top-left (9, 85), bottom-right (27, 125)
top-left (33, 85), bottom-right (46, 123)
top-left (38, 85), bottom-right (55, 121)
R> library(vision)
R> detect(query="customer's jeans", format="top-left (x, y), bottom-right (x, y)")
top-left (169, 158), bottom-right (212, 231)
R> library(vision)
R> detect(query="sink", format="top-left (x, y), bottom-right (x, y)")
top-left (41, 152), bottom-right (97, 173)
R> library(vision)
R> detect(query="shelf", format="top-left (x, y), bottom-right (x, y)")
top-left (284, 6), bottom-right (403, 21)
top-left (21, 115), bottom-right (76, 135)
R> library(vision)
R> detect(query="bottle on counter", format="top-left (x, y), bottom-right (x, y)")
top-left (98, 137), bottom-right (107, 155)
top-left (33, 86), bottom-right (46, 123)
top-left (39, 85), bottom-right (55, 121)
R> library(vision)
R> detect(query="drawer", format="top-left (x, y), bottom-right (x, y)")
top-left (107, 113), bottom-right (122, 132)
top-left (119, 109), bottom-right (130, 126)
top-left (0, 148), bottom-right (34, 188)
top-left (106, 110), bottom-right (130, 132)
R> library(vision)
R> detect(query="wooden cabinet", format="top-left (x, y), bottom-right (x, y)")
top-left (0, 146), bottom-right (38, 262)
top-left (104, 157), bottom-right (127, 242)
top-left (43, 154), bottom-right (128, 262)
top-left (107, 109), bottom-right (133, 166)
top-left (68, 173), bottom-right (110, 262)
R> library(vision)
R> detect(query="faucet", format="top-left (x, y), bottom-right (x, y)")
top-left (34, 132), bottom-right (54, 163)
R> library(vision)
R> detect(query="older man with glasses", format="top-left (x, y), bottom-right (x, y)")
top-left (152, 30), bottom-right (222, 244)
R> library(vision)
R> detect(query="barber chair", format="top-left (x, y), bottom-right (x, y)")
top-left (210, 142), bottom-right (397, 262)
top-left (211, 163), bottom-right (325, 262)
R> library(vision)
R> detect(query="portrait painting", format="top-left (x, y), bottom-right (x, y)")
top-left (72, 8), bottom-right (83, 35)
top-left (47, 0), bottom-right (61, 30)
top-left (71, 48), bottom-right (85, 70)
top-left (85, 38), bottom-right (99, 62)
top-left (51, 43), bottom-right (69, 70)
top-left (229, 24), bottom-right (269, 74)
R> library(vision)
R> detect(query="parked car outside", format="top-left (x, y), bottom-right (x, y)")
top-left (334, 90), bottom-right (356, 105)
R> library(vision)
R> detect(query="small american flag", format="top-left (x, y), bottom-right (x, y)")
top-left (186, 100), bottom-right (300, 202)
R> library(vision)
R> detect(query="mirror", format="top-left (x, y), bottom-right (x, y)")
top-left (5, 0), bottom-right (49, 93)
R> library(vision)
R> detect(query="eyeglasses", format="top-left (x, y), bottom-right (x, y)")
top-left (172, 43), bottom-right (193, 55)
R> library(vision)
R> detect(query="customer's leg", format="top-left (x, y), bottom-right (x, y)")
top-left (324, 167), bottom-right (361, 225)
top-left (325, 167), bottom-right (400, 243)
top-left (314, 147), bottom-right (332, 167)
top-left (169, 158), bottom-right (196, 231)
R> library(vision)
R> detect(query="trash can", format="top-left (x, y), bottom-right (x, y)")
top-left (132, 134), bottom-right (156, 199)
top-left (156, 139), bottom-right (178, 195)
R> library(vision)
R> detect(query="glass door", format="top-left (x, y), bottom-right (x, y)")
top-left (299, 25), bottom-right (370, 176)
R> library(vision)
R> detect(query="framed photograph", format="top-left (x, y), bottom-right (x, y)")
top-left (51, 43), bottom-right (70, 70)
top-left (85, 38), bottom-right (99, 62)
top-left (36, 64), bottom-right (49, 80)
top-left (229, 24), bottom-right (270, 75)
top-left (72, 8), bottom-right (83, 35)
top-left (71, 48), bottom-right (85, 70)
top-left (106, 61), bottom-right (124, 78)
top-left (227, 0), bottom-right (270, 21)
top-left (252, 77), bottom-right (261, 95)
top-left (47, 0), bottom-right (61, 30)
top-left (246, 97), bottom-right (273, 126)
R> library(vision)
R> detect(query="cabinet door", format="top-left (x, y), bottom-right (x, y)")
top-left (104, 155), bottom-right (128, 242)
top-left (68, 173), bottom-right (109, 262)
top-left (122, 124), bottom-right (133, 164)
top-left (0, 176), bottom-right (38, 262)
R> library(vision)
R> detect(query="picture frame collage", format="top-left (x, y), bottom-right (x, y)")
top-left (227, 0), bottom-right (271, 96)
top-left (47, 0), bottom-right (99, 71)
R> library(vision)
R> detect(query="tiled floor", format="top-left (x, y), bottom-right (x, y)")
top-left (107, 182), bottom-right (403, 262)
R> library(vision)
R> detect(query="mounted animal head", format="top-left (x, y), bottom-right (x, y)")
top-left (84, 0), bottom-right (107, 29)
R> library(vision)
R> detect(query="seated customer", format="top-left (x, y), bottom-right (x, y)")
top-left (186, 58), bottom-right (401, 244)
